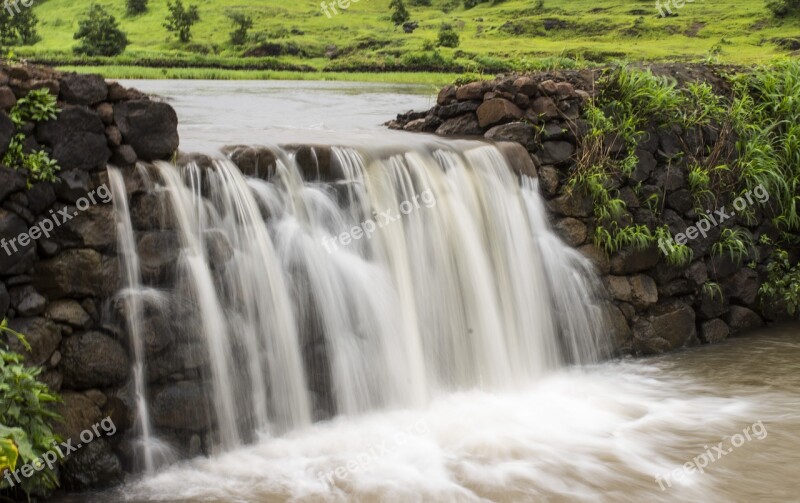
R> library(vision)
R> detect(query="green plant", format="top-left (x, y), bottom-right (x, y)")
top-left (2, 89), bottom-right (60, 186)
top-left (655, 226), bottom-right (694, 266)
top-left (759, 247), bottom-right (800, 316)
top-left (766, 0), bottom-right (799, 16)
top-left (712, 227), bottom-right (753, 263)
top-left (73, 5), bottom-right (129, 56)
top-left (227, 12), bottom-right (253, 46)
top-left (165, 0), bottom-right (200, 43)
top-left (0, 319), bottom-right (62, 497)
top-left (390, 0), bottom-right (410, 25)
top-left (126, 0), bottom-right (149, 16)
top-left (702, 281), bottom-right (723, 301)
top-left (0, 3), bottom-right (38, 46)
top-left (437, 23), bottom-right (460, 48)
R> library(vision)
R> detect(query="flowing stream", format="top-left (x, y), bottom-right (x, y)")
top-left (80, 81), bottom-right (799, 503)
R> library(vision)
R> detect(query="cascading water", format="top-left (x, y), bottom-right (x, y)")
top-left (110, 138), bottom-right (611, 463)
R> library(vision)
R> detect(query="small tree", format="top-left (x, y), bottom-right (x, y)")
top-left (164, 0), bottom-right (200, 43)
top-left (0, 6), bottom-right (38, 46)
top-left (437, 23), bottom-right (460, 48)
top-left (389, 0), bottom-right (410, 25)
top-left (127, 0), bottom-right (149, 15)
top-left (766, 0), bottom-right (800, 16)
top-left (73, 5), bottom-right (129, 56)
top-left (227, 12), bottom-right (253, 46)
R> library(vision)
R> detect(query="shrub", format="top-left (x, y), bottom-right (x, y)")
top-left (390, 0), bottom-right (410, 25)
top-left (766, 0), bottom-right (800, 16)
top-left (437, 23), bottom-right (460, 48)
top-left (2, 89), bottom-right (60, 186)
top-left (0, 4), bottom-right (39, 46)
top-left (409, 0), bottom-right (432, 4)
top-left (164, 0), bottom-right (200, 43)
top-left (73, 5), bottom-right (129, 56)
top-left (0, 319), bottom-right (62, 497)
top-left (228, 12), bottom-right (253, 46)
top-left (126, 0), bottom-right (149, 15)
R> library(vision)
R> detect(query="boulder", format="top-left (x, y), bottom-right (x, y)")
top-left (25, 181), bottom-right (57, 215)
top-left (96, 102), bottom-right (114, 125)
top-left (222, 145), bottom-right (277, 178)
top-left (53, 391), bottom-right (104, 440)
top-left (528, 97), bottom-right (559, 120)
top-left (0, 165), bottom-right (26, 203)
top-left (437, 85), bottom-right (457, 106)
top-left (47, 299), bottom-right (92, 328)
top-left (114, 100), bottom-right (179, 161)
top-left (605, 275), bottom-right (658, 309)
top-left (476, 99), bottom-right (523, 128)
top-left (512, 76), bottom-right (538, 96)
top-left (435, 114), bottom-right (483, 136)
top-left (554, 217), bottom-right (587, 246)
top-left (151, 381), bottom-right (211, 431)
top-left (725, 305), bottom-right (763, 334)
top-left (609, 246), bottom-right (660, 275)
top-left (0, 208), bottom-right (37, 275)
top-left (484, 122), bottom-right (537, 151)
top-left (9, 284), bottom-right (46, 316)
top-left (539, 141), bottom-right (574, 165)
top-left (0, 86), bottom-right (16, 110)
top-left (60, 331), bottom-right (130, 389)
top-left (546, 191), bottom-right (592, 218)
top-left (0, 282), bottom-right (8, 316)
top-left (0, 111), bottom-right (14, 157)
top-left (59, 74), bottom-right (108, 106)
top-left (56, 203), bottom-right (116, 250)
top-left (700, 318), bottom-right (729, 343)
top-left (456, 81), bottom-right (490, 101)
top-left (36, 107), bottom-right (110, 171)
top-left (722, 268), bottom-right (759, 307)
top-left (604, 302), bottom-right (632, 354)
top-left (436, 100), bottom-right (480, 120)
top-left (538, 165), bottom-right (560, 198)
top-left (61, 439), bottom-right (123, 490)
top-left (695, 285), bottom-right (729, 319)
top-left (630, 149), bottom-right (656, 183)
top-left (633, 301), bottom-right (696, 354)
top-left (137, 231), bottom-right (180, 282)
top-left (55, 169), bottom-right (92, 202)
top-left (33, 248), bottom-right (120, 299)
top-left (578, 244), bottom-right (610, 275)
top-left (5, 317), bottom-right (61, 366)
top-left (496, 141), bottom-right (537, 178)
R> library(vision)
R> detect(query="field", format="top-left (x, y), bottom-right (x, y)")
top-left (11, 0), bottom-right (800, 81)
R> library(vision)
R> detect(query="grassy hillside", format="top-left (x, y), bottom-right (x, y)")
top-left (11, 0), bottom-right (800, 80)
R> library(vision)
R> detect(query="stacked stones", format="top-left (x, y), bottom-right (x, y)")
top-left (389, 67), bottom-right (788, 356)
top-left (0, 63), bottom-right (179, 491)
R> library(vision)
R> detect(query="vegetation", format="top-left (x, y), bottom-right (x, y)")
top-left (227, 12), bottom-right (253, 47)
top-left (437, 23), bottom-right (460, 48)
top-left (759, 240), bottom-right (800, 317)
top-left (126, 0), bottom-right (149, 16)
top-left (164, 0), bottom-right (200, 43)
top-left (2, 89), bottom-right (61, 187)
top-left (766, 0), bottom-right (800, 17)
top-left (0, 3), bottom-right (38, 47)
top-left (0, 319), bottom-right (62, 497)
top-left (73, 5), bottom-right (129, 57)
top-left (390, 0), bottom-right (411, 26)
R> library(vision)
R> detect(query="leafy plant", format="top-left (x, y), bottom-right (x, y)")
top-left (702, 281), bottom-right (723, 301)
top-left (655, 225), bottom-right (694, 266)
top-left (437, 23), bottom-right (460, 48)
top-left (390, 0), bottom-right (410, 25)
top-left (766, 0), bottom-right (800, 16)
top-left (74, 5), bottom-right (129, 56)
top-left (712, 227), bottom-right (753, 264)
top-left (126, 0), bottom-right (149, 16)
top-left (0, 3), bottom-right (38, 46)
top-left (759, 247), bottom-right (800, 317)
top-left (0, 319), bottom-right (62, 497)
top-left (227, 12), bottom-right (253, 46)
top-left (165, 0), bottom-right (200, 43)
top-left (2, 89), bottom-right (60, 186)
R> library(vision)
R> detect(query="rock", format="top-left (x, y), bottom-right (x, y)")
top-left (695, 285), bottom-right (729, 319)
top-left (105, 125), bottom-right (122, 147)
top-left (496, 141), bottom-right (537, 178)
top-left (666, 188), bottom-right (693, 214)
top-left (55, 169), bottom-right (92, 203)
top-left (36, 107), bottom-right (110, 171)
top-left (456, 81), bottom-right (490, 101)
top-left (222, 145), bottom-right (277, 178)
top-left (0, 86), bottom-right (16, 110)
top-left (114, 100), bottom-right (179, 161)
top-left (0, 208), bottom-right (37, 275)
top-left (0, 111), bottom-right (14, 157)
top-left (609, 246), bottom-right (660, 275)
top-left (725, 306), bottom-right (763, 334)
top-left (0, 282), bottom-right (8, 316)
top-left (700, 318), bottom-right (729, 343)
top-left (96, 102), bottom-right (114, 125)
top-left (650, 165), bottom-right (686, 192)
top-left (722, 268), bottom-right (759, 307)
top-left (111, 145), bottom-right (138, 167)
top-left (435, 114), bottom-right (483, 135)
top-left (59, 73), bottom-right (108, 106)
top-left (684, 260), bottom-right (708, 287)
top-left (484, 122), bottom-right (537, 151)
top-left (538, 165), bottom-right (560, 197)
top-left (528, 96), bottom-right (559, 120)
top-left (605, 275), bottom-right (658, 309)
top-left (476, 99), bottom-right (523, 128)
top-left (137, 231), bottom-right (180, 282)
top-left (539, 141), bottom-right (575, 165)
top-left (60, 331), bottom-right (130, 389)
top-left (604, 302), bottom-right (632, 353)
top-left (0, 165), bottom-right (26, 202)
top-left (546, 191), bottom-right (592, 218)
top-left (514, 93), bottom-right (530, 109)
top-left (54, 391), bottom-right (104, 440)
top-left (33, 248), bottom-right (120, 299)
top-left (513, 76), bottom-right (538, 96)
top-left (578, 244), bottom-right (610, 275)
top-left (436, 100), bottom-right (480, 119)
top-left (61, 439), bottom-right (123, 490)
top-left (633, 300), bottom-right (696, 354)
top-left (554, 217), bottom-right (587, 246)
top-left (9, 284), bottom-right (46, 316)
top-left (555, 81), bottom-right (575, 99)
top-left (56, 203), bottom-right (116, 250)
top-left (25, 182), bottom-right (57, 215)
top-left (293, 145), bottom-right (341, 181)
top-left (657, 125), bottom-right (683, 159)
top-left (538, 80), bottom-right (558, 95)
top-left (631, 149), bottom-right (656, 183)
top-left (47, 300), bottom-right (92, 328)
top-left (437, 85), bottom-right (457, 106)
top-left (5, 317), bottom-right (61, 366)
top-left (151, 382), bottom-right (211, 431)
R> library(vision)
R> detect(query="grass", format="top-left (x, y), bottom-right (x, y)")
top-left (6, 0), bottom-right (800, 82)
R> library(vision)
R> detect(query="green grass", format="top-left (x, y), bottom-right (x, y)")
top-left (8, 0), bottom-right (800, 81)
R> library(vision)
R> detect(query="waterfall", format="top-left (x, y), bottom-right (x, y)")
top-left (111, 139), bottom-right (611, 458)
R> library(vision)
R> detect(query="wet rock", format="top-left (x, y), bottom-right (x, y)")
top-left (484, 122), bottom-right (537, 151)
top-left (700, 318), bottom-right (729, 343)
top-left (37, 107), bottom-right (110, 171)
top-left (59, 74), bottom-right (108, 106)
top-left (61, 331), bottom-right (130, 389)
top-left (293, 145), bottom-right (342, 181)
top-left (436, 100), bottom-right (481, 120)
top-left (496, 142), bottom-right (537, 178)
top-left (0, 86), bottom-right (16, 110)
top-left (684, 260), bottom-right (708, 287)
top-left (476, 99), bottom-right (523, 128)
top-left (151, 381), bottom-right (211, 431)
top-left (554, 217), bottom-right (587, 246)
top-left (456, 80), bottom-right (490, 101)
top-left (0, 111), bottom-right (14, 156)
top-left (725, 305), bottom-right (763, 334)
top-left (111, 145), bottom-right (138, 167)
top-left (538, 165), bottom-right (560, 198)
top-left (436, 114), bottom-right (483, 135)
top-left (33, 248), bottom-right (120, 299)
top-left (5, 317), bottom-right (61, 366)
top-left (0, 166), bottom-right (26, 202)
top-left (61, 439), bottom-right (123, 490)
top-left (114, 100), bottom-right (179, 161)
top-left (633, 300), bottom-right (696, 354)
top-left (437, 85), bottom-right (457, 106)
top-left (0, 282), bottom-right (8, 316)
top-left (0, 208), bottom-right (37, 275)
top-left (513, 76), bottom-right (538, 96)
top-left (666, 188), bottom-right (693, 214)
top-left (137, 231), bottom-right (180, 282)
top-left (220, 145), bottom-right (276, 178)
top-left (47, 300), bottom-right (92, 328)
top-left (721, 268), bottom-right (759, 307)
top-left (605, 275), bottom-right (658, 309)
top-left (604, 302), bottom-right (632, 353)
top-left (56, 203), bottom-right (116, 250)
top-left (54, 391), bottom-right (104, 440)
top-left (695, 285), bottom-right (729, 319)
top-left (55, 169), bottom-right (92, 203)
top-left (539, 141), bottom-right (574, 165)
top-left (546, 191), bottom-right (592, 218)
top-left (630, 149), bottom-right (657, 183)
top-left (610, 246), bottom-right (660, 275)
top-left (9, 284), bottom-right (46, 316)
top-left (578, 244), bottom-right (610, 275)
top-left (528, 96), bottom-right (560, 120)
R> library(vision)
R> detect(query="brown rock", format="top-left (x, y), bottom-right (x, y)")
top-left (476, 99), bottom-right (523, 128)
top-left (437, 85), bottom-right (457, 106)
top-left (456, 80), bottom-right (490, 101)
top-left (528, 97), bottom-right (560, 120)
top-left (0, 86), bottom-right (16, 110)
top-left (554, 217), bottom-right (588, 246)
top-left (513, 76), bottom-right (538, 96)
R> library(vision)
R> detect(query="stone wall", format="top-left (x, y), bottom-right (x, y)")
top-left (388, 65), bottom-right (794, 356)
top-left (0, 63), bottom-right (179, 493)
